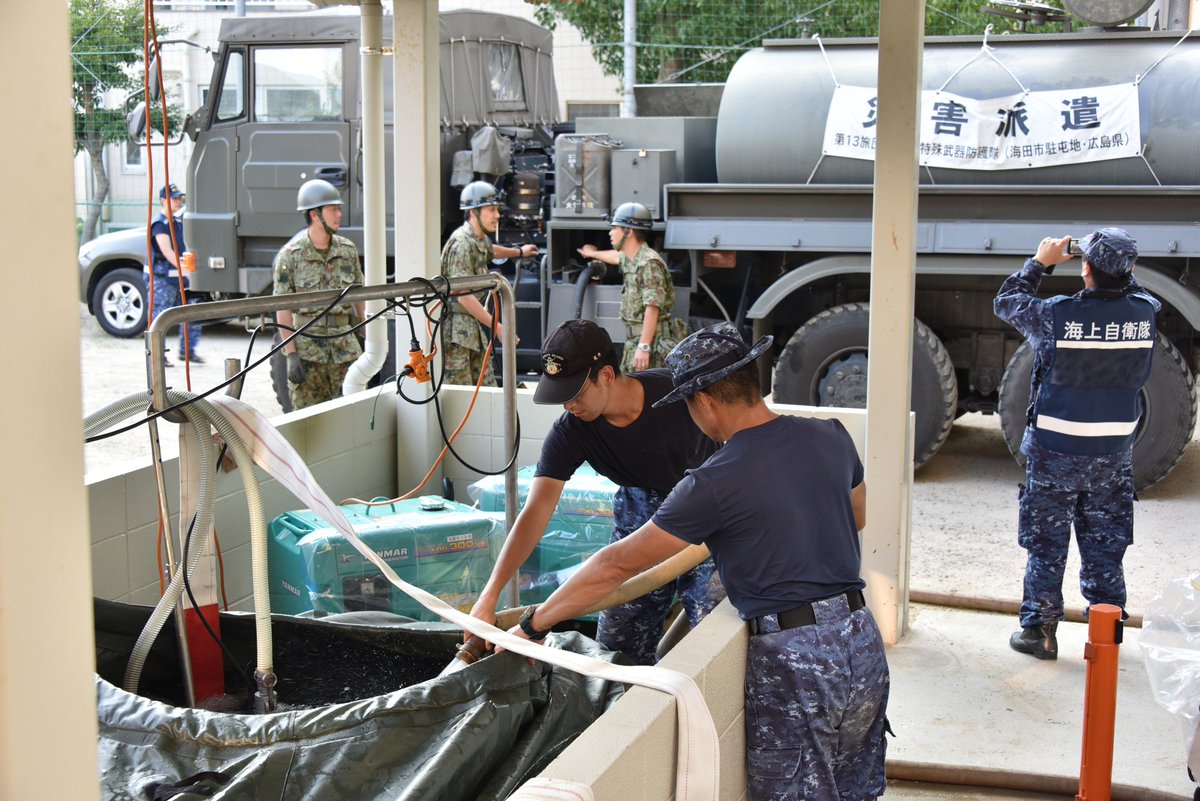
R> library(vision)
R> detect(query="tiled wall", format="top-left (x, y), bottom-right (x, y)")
top-left (87, 384), bottom-right (867, 801)
top-left (87, 392), bottom-right (398, 610)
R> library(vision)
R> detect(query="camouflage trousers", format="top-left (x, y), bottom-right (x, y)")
top-left (290, 359), bottom-right (353, 410)
top-left (596, 486), bottom-right (725, 666)
top-left (745, 595), bottom-right (889, 801)
top-left (148, 277), bottom-right (201, 358)
top-left (443, 342), bottom-right (497, 388)
top-left (1017, 445), bottom-right (1134, 628)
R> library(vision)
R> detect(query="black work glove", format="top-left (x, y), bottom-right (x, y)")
top-left (286, 352), bottom-right (307, 384)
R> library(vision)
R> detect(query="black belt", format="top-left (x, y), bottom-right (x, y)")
top-left (748, 590), bottom-right (866, 636)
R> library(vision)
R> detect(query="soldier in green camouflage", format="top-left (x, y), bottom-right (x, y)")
top-left (439, 181), bottom-right (538, 386)
top-left (577, 201), bottom-right (687, 373)
top-left (273, 179), bottom-right (365, 410)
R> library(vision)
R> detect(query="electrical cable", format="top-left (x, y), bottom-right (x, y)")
top-left (86, 284), bottom-right (364, 443)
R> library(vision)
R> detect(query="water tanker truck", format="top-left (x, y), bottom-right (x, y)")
top-left (548, 29), bottom-right (1199, 489)
top-left (77, 7), bottom-right (1197, 487)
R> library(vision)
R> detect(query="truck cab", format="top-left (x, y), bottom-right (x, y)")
top-left (80, 9), bottom-right (560, 350)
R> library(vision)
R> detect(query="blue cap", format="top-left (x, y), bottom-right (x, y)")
top-left (652, 322), bottom-right (773, 408)
top-left (1081, 227), bottom-right (1137, 277)
top-left (159, 183), bottom-right (184, 200)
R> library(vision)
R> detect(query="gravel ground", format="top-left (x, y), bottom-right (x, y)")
top-left (80, 301), bottom-right (1199, 614)
top-left (80, 303), bottom-right (284, 480)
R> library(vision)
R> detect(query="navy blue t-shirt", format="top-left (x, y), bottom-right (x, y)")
top-left (653, 415), bottom-right (865, 619)
top-left (149, 212), bottom-right (185, 275)
top-left (535, 370), bottom-right (717, 492)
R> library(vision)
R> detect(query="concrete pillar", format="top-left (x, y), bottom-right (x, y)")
top-left (392, 0), bottom-right (440, 282)
top-left (392, 0), bottom-right (444, 494)
top-left (862, 0), bottom-right (925, 644)
top-left (0, 3), bottom-right (99, 799)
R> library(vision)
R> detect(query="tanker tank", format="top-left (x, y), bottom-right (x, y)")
top-left (716, 30), bottom-right (1200, 187)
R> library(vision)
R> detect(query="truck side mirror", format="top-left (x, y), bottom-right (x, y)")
top-left (127, 102), bottom-right (147, 141)
top-left (146, 51), bottom-right (161, 102)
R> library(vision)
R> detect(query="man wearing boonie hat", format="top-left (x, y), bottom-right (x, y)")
top-left (468, 318), bottom-right (724, 666)
top-left (508, 321), bottom-right (890, 801)
top-left (995, 229), bottom-right (1160, 660)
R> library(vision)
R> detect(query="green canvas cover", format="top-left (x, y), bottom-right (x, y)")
top-left (94, 601), bottom-right (624, 801)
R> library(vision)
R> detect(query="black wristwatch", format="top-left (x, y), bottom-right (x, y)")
top-left (518, 605), bottom-right (551, 641)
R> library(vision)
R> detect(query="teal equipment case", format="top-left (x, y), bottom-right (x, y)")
top-left (471, 464), bottom-right (618, 609)
top-left (267, 498), bottom-right (505, 620)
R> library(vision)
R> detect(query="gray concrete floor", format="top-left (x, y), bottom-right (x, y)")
top-left (884, 603), bottom-right (1193, 799)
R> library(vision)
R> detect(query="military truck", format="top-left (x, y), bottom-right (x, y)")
top-left (78, 8), bottom-right (559, 342)
top-left (551, 28), bottom-right (1199, 489)
top-left (79, 7), bottom-right (1198, 487)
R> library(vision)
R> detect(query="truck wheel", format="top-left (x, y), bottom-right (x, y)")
top-left (93, 267), bottom-right (147, 337)
top-left (772, 302), bottom-right (958, 468)
top-left (270, 332), bottom-right (294, 413)
top-left (997, 336), bottom-right (1197, 491)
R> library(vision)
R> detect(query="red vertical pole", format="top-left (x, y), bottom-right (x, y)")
top-left (1077, 603), bottom-right (1123, 801)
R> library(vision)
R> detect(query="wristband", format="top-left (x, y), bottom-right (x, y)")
top-left (518, 605), bottom-right (551, 640)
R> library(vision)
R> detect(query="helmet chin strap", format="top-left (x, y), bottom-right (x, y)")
top-left (616, 228), bottom-right (630, 251)
top-left (317, 207), bottom-right (337, 239)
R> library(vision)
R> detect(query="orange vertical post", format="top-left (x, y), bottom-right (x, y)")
top-left (1077, 603), bottom-right (1123, 801)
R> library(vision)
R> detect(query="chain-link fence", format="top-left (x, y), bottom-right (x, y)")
top-left (71, 1), bottom-right (308, 243)
top-left (71, 0), bottom-right (1080, 243)
top-left (528, 0), bottom-right (1064, 88)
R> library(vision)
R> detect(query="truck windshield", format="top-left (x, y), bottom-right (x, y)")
top-left (254, 46), bottom-right (343, 122)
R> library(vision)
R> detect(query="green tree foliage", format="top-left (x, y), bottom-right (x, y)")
top-left (531, 1), bottom-right (1061, 85)
top-left (71, 0), bottom-right (179, 242)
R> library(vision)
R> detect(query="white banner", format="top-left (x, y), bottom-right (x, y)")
top-left (823, 83), bottom-right (1141, 170)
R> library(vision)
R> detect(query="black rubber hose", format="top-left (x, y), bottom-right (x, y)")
top-left (573, 260), bottom-right (607, 320)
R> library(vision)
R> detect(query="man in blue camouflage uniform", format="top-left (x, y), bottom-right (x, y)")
top-left (439, 181), bottom-right (538, 386)
top-left (273, 179), bottom-right (365, 410)
top-left (577, 201), bottom-right (688, 372)
top-left (509, 322), bottom-right (889, 800)
top-left (995, 229), bottom-right (1159, 660)
top-left (470, 319), bottom-right (723, 666)
top-left (147, 183), bottom-right (201, 365)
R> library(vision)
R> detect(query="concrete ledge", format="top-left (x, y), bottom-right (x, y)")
top-left (536, 599), bottom-right (750, 801)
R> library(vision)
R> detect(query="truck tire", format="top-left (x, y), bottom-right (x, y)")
top-left (270, 332), bottom-right (293, 413)
top-left (772, 302), bottom-right (958, 468)
top-left (997, 336), bottom-right (1197, 491)
top-left (93, 267), bottom-right (148, 337)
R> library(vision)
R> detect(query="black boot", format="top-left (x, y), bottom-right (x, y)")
top-left (1010, 622), bottom-right (1058, 660)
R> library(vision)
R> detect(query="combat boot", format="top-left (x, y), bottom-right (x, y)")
top-left (1009, 622), bottom-right (1058, 660)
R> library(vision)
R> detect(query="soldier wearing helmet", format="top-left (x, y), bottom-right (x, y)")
top-left (272, 179), bottom-right (365, 410)
top-left (438, 180), bottom-right (539, 386)
top-left (578, 201), bottom-right (687, 372)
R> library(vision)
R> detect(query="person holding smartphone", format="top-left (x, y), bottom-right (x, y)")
top-left (994, 229), bottom-right (1160, 660)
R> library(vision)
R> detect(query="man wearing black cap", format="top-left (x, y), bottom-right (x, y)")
top-left (468, 318), bottom-right (722, 666)
top-left (148, 183), bottom-right (201, 365)
top-left (995, 229), bottom-right (1160, 660)
top-left (507, 321), bottom-right (890, 801)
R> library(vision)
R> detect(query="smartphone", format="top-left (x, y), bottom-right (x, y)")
top-left (1067, 238), bottom-right (1083, 256)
